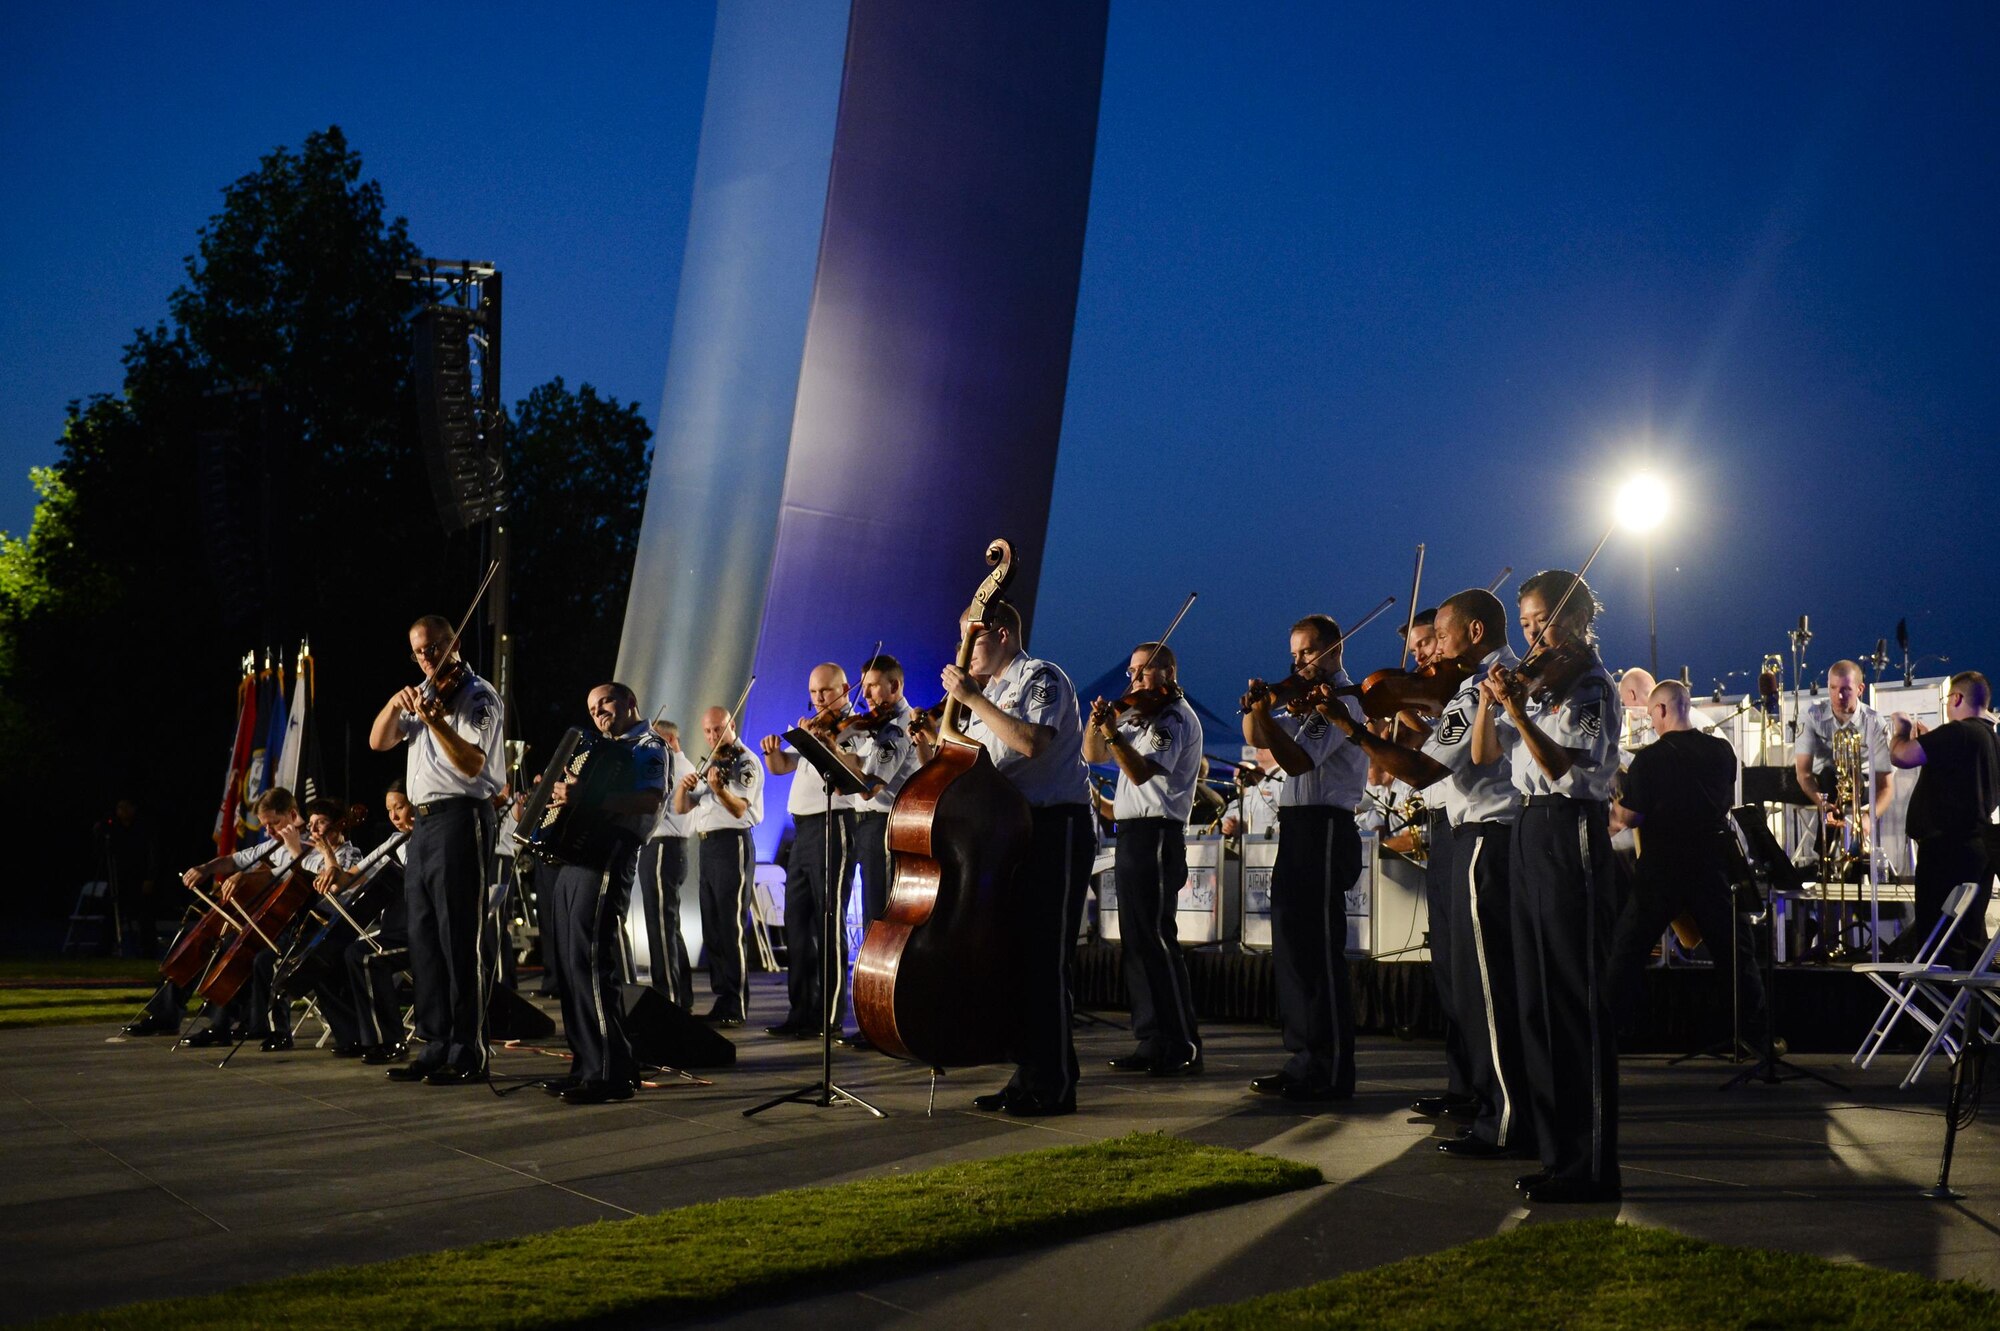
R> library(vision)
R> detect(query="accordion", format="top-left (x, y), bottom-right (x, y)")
top-left (514, 727), bottom-right (639, 871)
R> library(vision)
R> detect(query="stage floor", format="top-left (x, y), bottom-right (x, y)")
top-left (3, 977), bottom-right (1995, 1326)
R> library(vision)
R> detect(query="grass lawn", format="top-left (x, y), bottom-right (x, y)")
top-left (0, 957), bottom-right (158, 984)
top-left (1158, 1218), bottom-right (2000, 1330)
top-left (0, 985), bottom-right (148, 1029)
top-left (34, 1133), bottom-right (1320, 1331)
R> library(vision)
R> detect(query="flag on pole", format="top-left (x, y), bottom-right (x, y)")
top-left (276, 640), bottom-right (310, 794)
top-left (237, 654), bottom-right (278, 842)
top-left (212, 661), bottom-right (257, 854)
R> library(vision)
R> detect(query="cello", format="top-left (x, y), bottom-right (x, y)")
top-left (852, 539), bottom-right (1034, 1066)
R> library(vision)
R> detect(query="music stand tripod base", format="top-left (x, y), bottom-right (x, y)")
top-left (743, 727), bottom-right (887, 1121)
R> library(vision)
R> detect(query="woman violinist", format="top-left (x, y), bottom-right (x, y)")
top-left (1469, 568), bottom-right (1623, 1205)
top-left (1084, 642), bottom-right (1203, 1078)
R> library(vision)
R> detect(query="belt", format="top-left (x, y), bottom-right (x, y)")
top-left (1118, 816), bottom-right (1178, 826)
top-left (1278, 805), bottom-right (1355, 821)
top-left (1523, 794), bottom-right (1607, 807)
top-left (413, 796), bottom-right (482, 819)
top-left (699, 827), bottom-right (751, 840)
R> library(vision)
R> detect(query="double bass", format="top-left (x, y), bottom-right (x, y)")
top-left (852, 539), bottom-right (1033, 1066)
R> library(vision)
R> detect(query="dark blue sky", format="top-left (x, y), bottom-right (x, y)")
top-left (4, 3), bottom-right (1994, 719)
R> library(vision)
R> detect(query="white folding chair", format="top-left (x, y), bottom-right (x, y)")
top-left (750, 864), bottom-right (786, 973)
top-left (1851, 882), bottom-right (1983, 1068)
top-left (1897, 926), bottom-right (2000, 1088)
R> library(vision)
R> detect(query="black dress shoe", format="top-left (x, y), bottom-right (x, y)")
top-left (972, 1087), bottom-right (1017, 1112)
top-left (122, 1017), bottom-right (174, 1037)
top-left (260, 1033), bottom-right (294, 1052)
top-left (539, 1076), bottom-right (583, 1095)
top-left (700, 1006), bottom-right (744, 1026)
top-left (386, 1062), bottom-right (440, 1082)
top-left (1280, 1080), bottom-right (1350, 1103)
top-left (1249, 1071), bottom-right (1298, 1096)
top-left (835, 1032), bottom-right (875, 1051)
top-left (331, 1042), bottom-right (365, 1058)
top-left (361, 1043), bottom-right (407, 1065)
top-left (1438, 1134), bottom-right (1525, 1158)
top-left (1515, 1172), bottom-right (1552, 1192)
top-left (1150, 1051), bottom-right (1205, 1078)
top-left (764, 1022), bottom-right (809, 1038)
top-left (1107, 1052), bottom-right (1157, 1073)
top-left (1411, 1094), bottom-right (1479, 1117)
top-left (179, 1028), bottom-right (233, 1048)
top-left (561, 1080), bottom-right (635, 1105)
top-left (1523, 1179), bottom-right (1622, 1205)
top-left (1004, 1092), bottom-right (1076, 1118)
top-left (424, 1066), bottom-right (488, 1086)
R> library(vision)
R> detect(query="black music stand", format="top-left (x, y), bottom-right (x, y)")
top-left (1720, 805), bottom-right (1846, 1093)
top-left (745, 728), bottom-right (885, 1119)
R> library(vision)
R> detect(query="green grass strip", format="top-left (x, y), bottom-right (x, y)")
top-left (0, 957), bottom-right (158, 983)
top-left (0, 986), bottom-right (148, 1029)
top-left (1158, 1218), bottom-right (2000, 1330)
top-left (36, 1133), bottom-right (1318, 1331)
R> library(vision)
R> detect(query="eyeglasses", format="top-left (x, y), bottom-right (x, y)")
top-left (411, 645), bottom-right (450, 662)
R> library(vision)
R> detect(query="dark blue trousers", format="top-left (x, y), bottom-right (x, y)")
top-left (404, 799), bottom-right (497, 1072)
top-left (1271, 807), bottom-right (1362, 1092)
top-left (1117, 818), bottom-right (1199, 1063)
top-left (548, 848), bottom-right (638, 1086)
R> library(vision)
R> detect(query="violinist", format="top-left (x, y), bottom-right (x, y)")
top-left (636, 720), bottom-right (695, 1008)
top-left (249, 797), bottom-right (364, 1053)
top-left (834, 655), bottom-right (922, 1049)
top-left (367, 613), bottom-right (505, 1086)
top-left (944, 598), bottom-right (1093, 1118)
top-left (166, 787), bottom-right (309, 1048)
top-left (1321, 589), bottom-right (1525, 1147)
top-left (1085, 642), bottom-right (1204, 1079)
top-left (1241, 613), bottom-right (1368, 1103)
top-left (761, 664), bottom-right (862, 1040)
top-left (349, 781), bottom-right (416, 1063)
top-left (1471, 569), bottom-right (1622, 1205)
top-left (674, 705), bottom-right (765, 1026)
top-left (536, 682), bottom-right (665, 1104)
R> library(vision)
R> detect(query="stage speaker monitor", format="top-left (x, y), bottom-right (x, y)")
top-left (622, 984), bottom-right (738, 1069)
top-left (487, 984), bottom-right (555, 1040)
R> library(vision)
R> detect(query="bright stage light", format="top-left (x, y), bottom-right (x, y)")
top-left (1614, 472), bottom-right (1670, 534)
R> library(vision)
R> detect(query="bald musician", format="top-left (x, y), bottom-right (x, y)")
top-left (674, 706), bottom-right (765, 1026)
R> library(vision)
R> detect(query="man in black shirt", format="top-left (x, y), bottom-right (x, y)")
top-left (1609, 680), bottom-right (1769, 1047)
top-left (1890, 671), bottom-right (1999, 967)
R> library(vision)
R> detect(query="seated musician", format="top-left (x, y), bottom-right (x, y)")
top-left (249, 797), bottom-right (364, 1051)
top-left (171, 787), bottom-right (307, 1048)
top-left (674, 705), bottom-right (765, 1027)
top-left (348, 782), bottom-right (416, 1064)
top-left (923, 598), bottom-right (1092, 1118)
top-left (537, 683), bottom-right (666, 1103)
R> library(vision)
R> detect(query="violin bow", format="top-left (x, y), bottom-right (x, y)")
top-left (1300, 595), bottom-right (1398, 673)
top-left (1485, 565), bottom-right (1513, 595)
top-left (696, 673), bottom-right (759, 778)
top-left (1388, 546), bottom-right (1425, 744)
top-left (420, 559), bottom-right (501, 699)
top-left (1136, 593), bottom-right (1198, 677)
top-left (1520, 522), bottom-right (1615, 661)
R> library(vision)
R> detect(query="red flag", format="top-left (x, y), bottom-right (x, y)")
top-left (213, 670), bottom-right (259, 853)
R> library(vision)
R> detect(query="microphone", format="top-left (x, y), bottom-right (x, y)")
top-left (1896, 618), bottom-right (1910, 653)
top-left (1757, 669), bottom-right (1781, 717)
top-left (1872, 638), bottom-right (1888, 675)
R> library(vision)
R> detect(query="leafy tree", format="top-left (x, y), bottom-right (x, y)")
top-left (504, 378), bottom-right (656, 754)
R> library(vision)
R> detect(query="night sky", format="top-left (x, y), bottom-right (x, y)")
top-left (4, 3), bottom-right (1994, 726)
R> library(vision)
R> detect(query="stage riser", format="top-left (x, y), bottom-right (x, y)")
top-left (1073, 944), bottom-right (1888, 1055)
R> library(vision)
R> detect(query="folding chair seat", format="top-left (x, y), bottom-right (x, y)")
top-left (1852, 882), bottom-right (1983, 1069)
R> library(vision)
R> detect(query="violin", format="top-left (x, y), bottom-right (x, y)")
top-left (1508, 638), bottom-right (1595, 706)
top-left (1318, 658), bottom-right (1477, 722)
top-left (1240, 595), bottom-right (1398, 715)
top-left (1104, 683), bottom-right (1183, 723)
top-left (416, 560), bottom-right (499, 708)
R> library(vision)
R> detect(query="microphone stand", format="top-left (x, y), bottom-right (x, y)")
top-left (744, 727), bottom-right (884, 1119)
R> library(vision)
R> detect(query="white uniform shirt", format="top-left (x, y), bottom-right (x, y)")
top-left (230, 838), bottom-right (299, 876)
top-left (961, 652), bottom-right (1092, 808)
top-left (841, 699), bottom-right (922, 815)
top-left (688, 745), bottom-right (765, 833)
top-left (1110, 695), bottom-right (1203, 822)
top-left (1228, 774), bottom-right (1284, 836)
top-left (1429, 646), bottom-right (1523, 826)
top-left (299, 839), bottom-right (364, 876)
top-left (1498, 658), bottom-right (1621, 801)
top-left (1270, 671), bottom-right (1367, 810)
top-left (783, 716), bottom-right (859, 817)
top-left (396, 673), bottom-right (505, 803)
top-left (1794, 699), bottom-right (1892, 774)
top-left (614, 724), bottom-right (670, 839)
top-left (648, 744), bottom-right (695, 840)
